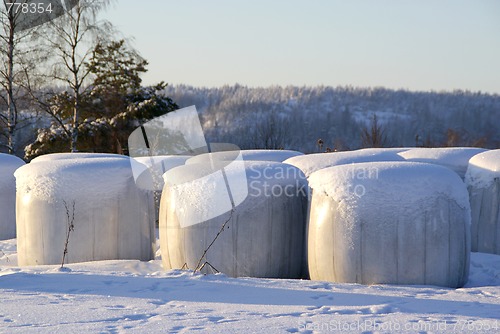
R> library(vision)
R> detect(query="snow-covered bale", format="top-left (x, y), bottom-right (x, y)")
top-left (398, 147), bottom-right (487, 179)
top-left (308, 162), bottom-right (471, 288)
top-left (465, 150), bottom-right (500, 255)
top-left (31, 152), bottom-right (129, 162)
top-left (160, 161), bottom-right (308, 278)
top-left (15, 158), bottom-right (155, 266)
top-left (284, 148), bottom-right (407, 178)
top-left (186, 149), bottom-right (303, 165)
top-left (0, 154), bottom-right (25, 240)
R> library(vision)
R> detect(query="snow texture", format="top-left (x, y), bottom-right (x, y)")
top-left (398, 147), bottom-right (487, 179)
top-left (284, 148), bottom-right (407, 178)
top-left (15, 157), bottom-right (155, 265)
top-left (0, 154), bottom-right (25, 240)
top-left (186, 149), bottom-right (304, 165)
top-left (465, 149), bottom-right (500, 255)
top-left (161, 161), bottom-right (308, 278)
top-left (308, 162), bottom-right (471, 287)
top-left (1, 235), bottom-right (499, 333)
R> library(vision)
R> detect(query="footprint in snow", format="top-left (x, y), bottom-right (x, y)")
top-left (309, 283), bottom-right (331, 290)
top-left (310, 293), bottom-right (334, 301)
top-left (149, 299), bottom-right (168, 306)
top-left (196, 308), bottom-right (214, 314)
top-left (358, 304), bottom-right (396, 314)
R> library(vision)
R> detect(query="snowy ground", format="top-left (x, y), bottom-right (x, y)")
top-left (1, 237), bottom-right (499, 333)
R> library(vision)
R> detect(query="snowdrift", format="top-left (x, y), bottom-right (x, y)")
top-left (308, 162), bottom-right (471, 288)
top-left (160, 161), bottom-right (308, 278)
top-left (15, 156), bottom-right (155, 266)
top-left (466, 149), bottom-right (500, 255)
top-left (0, 154), bottom-right (25, 240)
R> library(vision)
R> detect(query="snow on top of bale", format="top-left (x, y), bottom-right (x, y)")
top-left (31, 153), bottom-right (129, 162)
top-left (308, 161), bottom-right (470, 213)
top-left (465, 149), bottom-right (500, 189)
top-left (15, 157), bottom-right (135, 203)
top-left (284, 148), bottom-right (407, 178)
top-left (185, 149), bottom-right (303, 165)
top-left (398, 147), bottom-right (487, 178)
top-left (165, 160), bottom-right (306, 189)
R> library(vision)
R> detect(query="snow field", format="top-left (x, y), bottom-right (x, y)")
top-left (0, 150), bottom-right (499, 332)
top-left (1, 237), bottom-right (499, 333)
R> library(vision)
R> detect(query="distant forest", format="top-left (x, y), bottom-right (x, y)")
top-left (5, 85), bottom-right (500, 157)
top-left (165, 85), bottom-right (500, 154)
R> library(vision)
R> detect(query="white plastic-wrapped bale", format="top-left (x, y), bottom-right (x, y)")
top-left (185, 149), bottom-right (303, 165)
top-left (15, 157), bottom-right (155, 266)
top-left (0, 154), bottom-right (25, 240)
top-left (284, 148), bottom-right (407, 178)
top-left (308, 162), bottom-right (471, 288)
top-left (398, 147), bottom-right (487, 179)
top-left (465, 150), bottom-right (500, 255)
top-left (160, 161), bottom-right (308, 278)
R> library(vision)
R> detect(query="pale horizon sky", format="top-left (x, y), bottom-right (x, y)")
top-left (105, 0), bottom-right (500, 94)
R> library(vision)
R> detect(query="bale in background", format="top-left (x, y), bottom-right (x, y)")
top-left (0, 153), bottom-right (25, 240)
top-left (466, 150), bottom-right (500, 255)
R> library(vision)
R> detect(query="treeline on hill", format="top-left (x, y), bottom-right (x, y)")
top-left (164, 85), bottom-right (500, 153)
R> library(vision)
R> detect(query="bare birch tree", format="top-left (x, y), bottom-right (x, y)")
top-left (0, 0), bottom-right (34, 154)
top-left (36, 0), bottom-right (112, 152)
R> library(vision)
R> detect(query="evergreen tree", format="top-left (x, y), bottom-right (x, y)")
top-left (25, 39), bottom-right (177, 159)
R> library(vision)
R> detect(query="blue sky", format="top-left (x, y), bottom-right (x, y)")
top-left (105, 0), bottom-right (500, 93)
